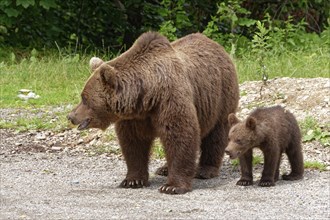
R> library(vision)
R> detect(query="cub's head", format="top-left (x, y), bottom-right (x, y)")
top-left (225, 113), bottom-right (260, 159)
top-left (67, 57), bottom-right (120, 130)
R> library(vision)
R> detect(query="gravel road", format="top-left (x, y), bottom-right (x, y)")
top-left (1, 153), bottom-right (329, 219)
top-left (1, 78), bottom-right (329, 219)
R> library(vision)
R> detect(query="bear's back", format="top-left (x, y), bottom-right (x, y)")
top-left (251, 106), bottom-right (300, 145)
top-left (170, 33), bottom-right (239, 136)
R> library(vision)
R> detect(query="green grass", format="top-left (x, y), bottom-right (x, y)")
top-left (235, 47), bottom-right (330, 82)
top-left (231, 155), bottom-right (264, 168)
top-left (299, 116), bottom-right (330, 147)
top-left (304, 161), bottom-right (326, 171)
top-left (0, 110), bottom-right (71, 132)
top-left (0, 55), bottom-right (90, 107)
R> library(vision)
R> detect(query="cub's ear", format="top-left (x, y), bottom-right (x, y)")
top-left (89, 57), bottom-right (104, 72)
top-left (246, 116), bottom-right (257, 130)
top-left (228, 113), bottom-right (240, 127)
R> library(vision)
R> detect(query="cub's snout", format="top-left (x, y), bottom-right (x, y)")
top-left (225, 147), bottom-right (241, 160)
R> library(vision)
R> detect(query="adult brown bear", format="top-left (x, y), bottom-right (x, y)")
top-left (68, 32), bottom-right (239, 194)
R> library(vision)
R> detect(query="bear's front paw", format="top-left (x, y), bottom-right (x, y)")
top-left (258, 180), bottom-right (275, 187)
top-left (156, 165), bottom-right (168, 176)
top-left (119, 179), bottom-right (150, 188)
top-left (236, 179), bottom-right (253, 186)
top-left (159, 184), bottom-right (191, 195)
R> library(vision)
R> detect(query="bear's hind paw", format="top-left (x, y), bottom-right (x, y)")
top-left (156, 165), bottom-right (168, 176)
top-left (119, 179), bottom-right (150, 188)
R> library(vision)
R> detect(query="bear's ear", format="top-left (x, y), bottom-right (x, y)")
top-left (228, 113), bottom-right (240, 127)
top-left (89, 57), bottom-right (104, 72)
top-left (99, 64), bottom-right (119, 90)
top-left (246, 116), bottom-right (257, 130)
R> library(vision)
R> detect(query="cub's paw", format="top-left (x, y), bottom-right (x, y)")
top-left (258, 180), bottom-right (275, 187)
top-left (236, 179), bottom-right (253, 186)
top-left (119, 179), bottom-right (150, 188)
top-left (195, 166), bottom-right (219, 179)
top-left (282, 173), bottom-right (303, 181)
top-left (156, 165), bottom-right (168, 176)
top-left (159, 184), bottom-right (191, 195)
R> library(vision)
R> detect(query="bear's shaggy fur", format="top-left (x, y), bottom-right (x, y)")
top-left (225, 106), bottom-right (304, 187)
top-left (68, 32), bottom-right (239, 194)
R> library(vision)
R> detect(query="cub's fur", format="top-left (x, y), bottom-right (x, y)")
top-left (225, 106), bottom-right (304, 187)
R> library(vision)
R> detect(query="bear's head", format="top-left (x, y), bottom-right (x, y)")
top-left (67, 57), bottom-right (120, 130)
top-left (225, 113), bottom-right (264, 159)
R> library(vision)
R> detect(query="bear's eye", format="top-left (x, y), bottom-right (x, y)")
top-left (235, 139), bottom-right (242, 145)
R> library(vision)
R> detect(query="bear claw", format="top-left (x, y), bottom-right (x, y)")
top-left (159, 184), bottom-right (190, 194)
top-left (236, 179), bottom-right (253, 186)
top-left (120, 179), bottom-right (150, 188)
top-left (258, 180), bottom-right (275, 187)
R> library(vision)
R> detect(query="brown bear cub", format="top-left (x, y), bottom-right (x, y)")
top-left (225, 106), bottom-right (304, 187)
top-left (67, 32), bottom-right (239, 194)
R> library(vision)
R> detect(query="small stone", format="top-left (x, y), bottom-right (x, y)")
top-left (35, 133), bottom-right (46, 140)
top-left (71, 180), bottom-right (80, 184)
top-left (15, 142), bottom-right (22, 146)
top-left (51, 146), bottom-right (62, 151)
top-left (77, 139), bottom-right (84, 145)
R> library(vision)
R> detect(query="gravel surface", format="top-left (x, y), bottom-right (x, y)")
top-left (1, 77), bottom-right (329, 219)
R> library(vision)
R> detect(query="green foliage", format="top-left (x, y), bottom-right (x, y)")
top-left (159, 20), bottom-right (177, 41)
top-left (231, 155), bottom-right (263, 168)
top-left (300, 116), bottom-right (330, 147)
top-left (203, 0), bottom-right (256, 55)
top-left (158, 0), bottom-right (192, 40)
top-left (152, 139), bottom-right (165, 159)
top-left (304, 161), bottom-right (327, 171)
top-left (251, 20), bottom-right (271, 83)
top-left (1, 0), bottom-right (328, 52)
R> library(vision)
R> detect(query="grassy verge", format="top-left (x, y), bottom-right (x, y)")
top-left (235, 47), bottom-right (330, 82)
top-left (0, 56), bottom-right (89, 107)
top-left (1, 46), bottom-right (329, 107)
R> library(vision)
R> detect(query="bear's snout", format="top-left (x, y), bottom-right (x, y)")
top-left (225, 148), bottom-right (240, 159)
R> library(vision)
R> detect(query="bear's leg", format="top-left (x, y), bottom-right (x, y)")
top-left (196, 122), bottom-right (226, 179)
top-left (158, 111), bottom-right (200, 194)
top-left (274, 155), bottom-right (282, 182)
top-left (283, 140), bottom-right (304, 181)
top-left (115, 120), bottom-right (155, 188)
top-left (259, 146), bottom-right (280, 187)
top-left (237, 149), bottom-right (253, 186)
